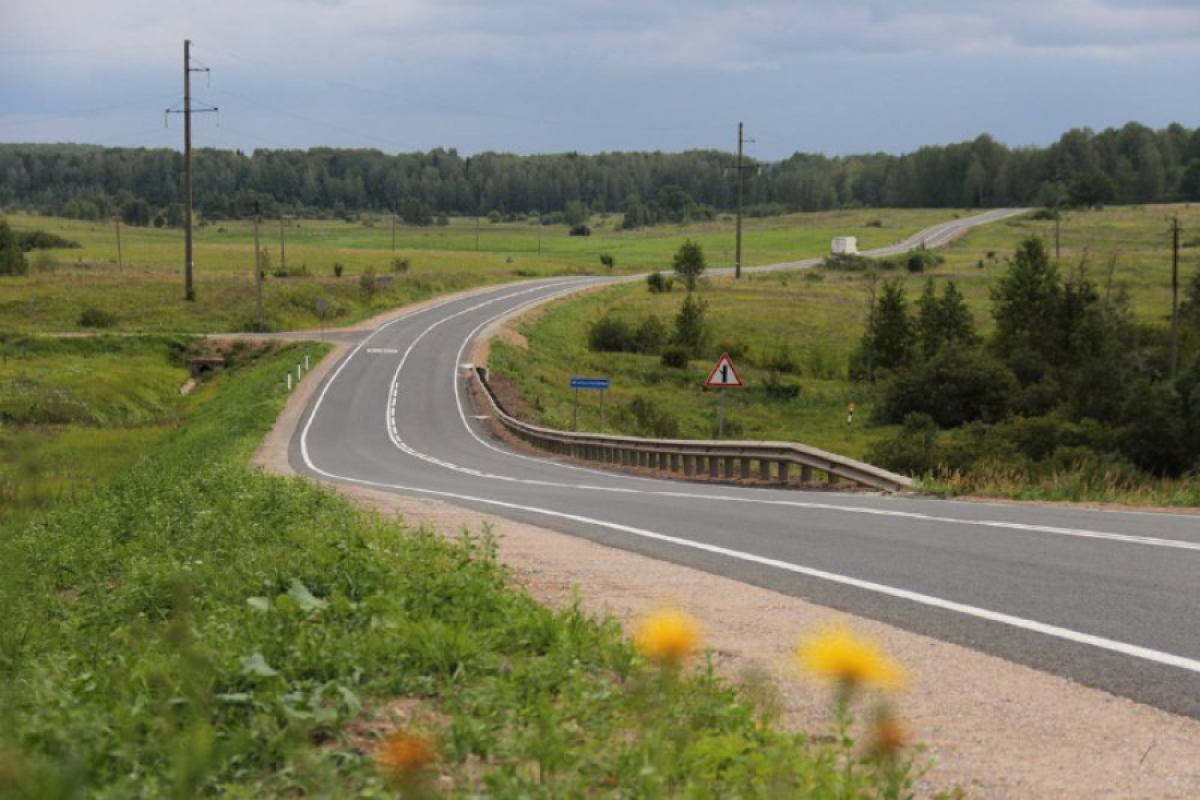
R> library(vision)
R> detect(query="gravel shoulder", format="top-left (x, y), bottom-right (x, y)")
top-left (253, 303), bottom-right (1200, 799)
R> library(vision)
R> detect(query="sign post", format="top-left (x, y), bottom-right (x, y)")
top-left (704, 353), bottom-right (743, 439)
top-left (569, 377), bottom-right (611, 432)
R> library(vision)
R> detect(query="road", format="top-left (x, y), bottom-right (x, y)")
top-left (291, 210), bottom-right (1200, 719)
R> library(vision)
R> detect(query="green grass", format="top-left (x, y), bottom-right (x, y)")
top-left (1, 209), bottom-right (963, 334)
top-left (0, 339), bottom-right (927, 796)
top-left (489, 204), bottom-right (1200, 473)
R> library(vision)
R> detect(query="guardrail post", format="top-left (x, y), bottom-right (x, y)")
top-left (722, 456), bottom-right (735, 478)
top-left (759, 458), bottom-right (772, 481)
top-left (827, 472), bottom-right (841, 486)
top-left (671, 453), bottom-right (682, 472)
top-left (708, 456), bottom-right (719, 479)
top-left (684, 455), bottom-right (696, 476)
top-left (740, 458), bottom-right (752, 480)
top-left (801, 465), bottom-right (814, 483)
top-left (778, 461), bottom-right (790, 484)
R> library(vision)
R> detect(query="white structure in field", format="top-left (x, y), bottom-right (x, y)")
top-left (831, 236), bottom-right (858, 255)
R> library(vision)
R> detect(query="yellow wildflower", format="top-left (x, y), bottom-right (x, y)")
top-left (634, 608), bottom-right (702, 666)
top-left (796, 623), bottom-right (907, 690)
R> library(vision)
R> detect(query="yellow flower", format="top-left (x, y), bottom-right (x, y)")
top-left (375, 731), bottom-right (437, 782)
top-left (796, 623), bottom-right (907, 690)
top-left (634, 608), bottom-right (702, 666)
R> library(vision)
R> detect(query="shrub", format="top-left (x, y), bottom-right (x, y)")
top-left (391, 256), bottom-right (411, 273)
top-left (17, 230), bottom-right (81, 251)
top-left (599, 253), bottom-right (615, 270)
top-left (646, 271), bottom-right (673, 293)
top-left (0, 219), bottom-right (28, 276)
top-left (587, 315), bottom-right (637, 352)
top-left (360, 267), bottom-right (379, 300)
top-left (660, 346), bottom-right (689, 369)
top-left (866, 412), bottom-right (940, 476)
top-left (876, 347), bottom-right (1016, 428)
top-left (569, 224), bottom-right (591, 237)
top-left (634, 315), bottom-right (668, 353)
top-left (906, 249), bottom-right (944, 273)
top-left (761, 371), bottom-right (801, 401)
top-left (78, 307), bottom-right (117, 329)
top-left (622, 395), bottom-right (680, 438)
top-left (671, 240), bottom-right (706, 291)
top-left (332, 262), bottom-right (344, 278)
top-left (672, 293), bottom-right (710, 357)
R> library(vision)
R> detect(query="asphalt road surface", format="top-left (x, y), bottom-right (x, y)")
top-left (292, 210), bottom-right (1200, 719)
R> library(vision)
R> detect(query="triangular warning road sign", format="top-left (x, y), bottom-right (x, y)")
top-left (705, 353), bottom-right (743, 387)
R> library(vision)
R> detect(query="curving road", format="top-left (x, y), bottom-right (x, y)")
top-left (291, 210), bottom-right (1200, 719)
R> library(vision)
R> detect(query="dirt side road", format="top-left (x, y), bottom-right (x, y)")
top-left (253, 329), bottom-right (1200, 799)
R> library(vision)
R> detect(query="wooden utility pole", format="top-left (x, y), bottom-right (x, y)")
top-left (184, 39), bottom-right (195, 301)
top-left (254, 204), bottom-right (264, 330)
top-left (732, 122), bottom-right (755, 279)
top-left (735, 122), bottom-right (744, 279)
top-left (1170, 215), bottom-right (1182, 378)
top-left (113, 217), bottom-right (123, 272)
top-left (168, 40), bottom-right (215, 301)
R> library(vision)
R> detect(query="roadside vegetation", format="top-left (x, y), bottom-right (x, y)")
top-left (0, 339), bottom-right (930, 796)
top-left (490, 204), bottom-right (1200, 504)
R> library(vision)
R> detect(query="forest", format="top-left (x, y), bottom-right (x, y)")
top-left (2, 122), bottom-right (1199, 226)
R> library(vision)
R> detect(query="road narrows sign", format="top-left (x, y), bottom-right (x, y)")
top-left (705, 353), bottom-right (743, 388)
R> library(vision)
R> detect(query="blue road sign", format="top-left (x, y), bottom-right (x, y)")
top-left (570, 377), bottom-right (611, 390)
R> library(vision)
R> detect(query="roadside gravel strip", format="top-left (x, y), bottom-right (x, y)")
top-left (253, 301), bottom-right (1200, 799)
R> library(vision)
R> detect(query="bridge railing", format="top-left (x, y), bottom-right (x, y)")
top-left (468, 367), bottom-right (914, 493)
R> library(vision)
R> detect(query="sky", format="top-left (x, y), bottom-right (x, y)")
top-left (1, 0), bottom-right (1198, 161)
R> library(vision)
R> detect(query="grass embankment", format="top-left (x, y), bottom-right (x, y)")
top-left (0, 335), bottom-right (193, 517)
top-left (1, 209), bottom-right (955, 334)
top-left (0, 340), bottom-right (924, 795)
top-left (489, 204), bottom-right (1200, 497)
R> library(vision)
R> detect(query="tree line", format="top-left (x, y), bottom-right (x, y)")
top-left (1, 121), bottom-right (1199, 226)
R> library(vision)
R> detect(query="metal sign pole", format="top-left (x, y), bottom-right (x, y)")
top-left (599, 389), bottom-right (605, 432)
top-left (718, 388), bottom-right (726, 439)
top-left (573, 387), bottom-right (579, 431)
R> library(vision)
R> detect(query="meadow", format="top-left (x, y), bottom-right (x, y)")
top-left (489, 204), bottom-right (1200, 470)
top-left (0, 337), bottom-right (924, 796)
top-left (1, 209), bottom-right (958, 334)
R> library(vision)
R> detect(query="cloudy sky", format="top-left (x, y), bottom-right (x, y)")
top-left (2, 0), bottom-right (1197, 160)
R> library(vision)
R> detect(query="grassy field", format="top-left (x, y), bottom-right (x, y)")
top-left (0, 339), bottom-right (925, 796)
top-left (489, 204), bottom-right (1200, 465)
top-left (1, 209), bottom-right (961, 334)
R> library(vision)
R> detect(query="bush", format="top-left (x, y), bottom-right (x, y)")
top-left (660, 346), bottom-right (689, 369)
top-left (906, 249), bottom-right (944, 273)
top-left (599, 253), bottom-right (615, 270)
top-left (588, 315), bottom-right (637, 352)
top-left (391, 256), bottom-right (411, 273)
top-left (359, 267), bottom-right (379, 300)
top-left (634, 315), bottom-right (668, 353)
top-left (622, 395), bottom-right (680, 438)
top-left (866, 412), bottom-right (940, 476)
top-left (569, 224), bottom-right (591, 237)
top-left (17, 230), bottom-right (81, 251)
top-left (761, 371), bottom-right (801, 401)
top-left (876, 347), bottom-right (1015, 427)
top-left (672, 293), bottom-right (710, 357)
top-left (646, 271), bottom-right (673, 293)
top-left (332, 262), bottom-right (344, 278)
top-left (78, 307), bottom-right (117, 329)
